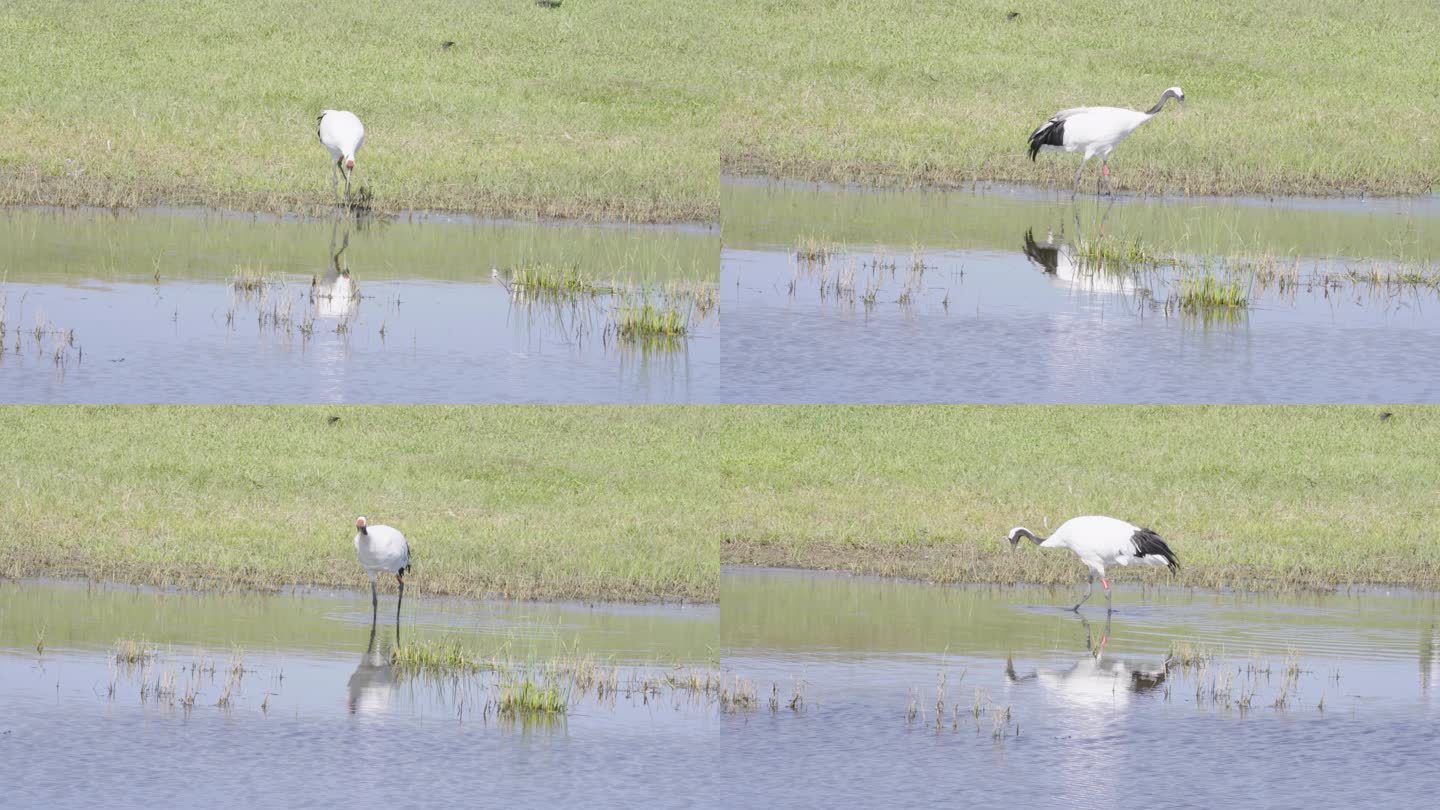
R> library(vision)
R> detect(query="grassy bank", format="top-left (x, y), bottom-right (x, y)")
top-left (5, 407), bottom-right (1438, 598)
top-left (718, 406), bottom-right (1440, 590)
top-left (0, 407), bottom-right (720, 602)
top-left (721, 0), bottom-right (1440, 197)
top-left (0, 1), bottom-right (717, 223)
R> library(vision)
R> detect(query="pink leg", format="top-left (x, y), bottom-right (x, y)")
top-left (1102, 576), bottom-right (1109, 590)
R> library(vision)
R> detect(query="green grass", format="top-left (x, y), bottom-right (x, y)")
top-left (6, 406), bottom-right (1440, 599)
top-left (613, 299), bottom-right (689, 339)
top-left (0, 406), bottom-right (720, 602)
top-left (1073, 238), bottom-right (1166, 270)
top-left (505, 263), bottom-right (614, 297)
top-left (1177, 272), bottom-right (1249, 312)
top-left (6, 1), bottom-right (1432, 227)
top-left (721, 0), bottom-right (1440, 197)
top-left (0, 1), bottom-right (718, 223)
top-left (498, 676), bottom-right (567, 717)
top-left (391, 639), bottom-right (490, 676)
top-left (717, 406), bottom-right (1440, 590)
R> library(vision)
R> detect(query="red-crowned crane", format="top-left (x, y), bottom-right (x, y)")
top-left (354, 516), bottom-right (410, 625)
top-left (1008, 515), bottom-right (1179, 612)
top-left (1027, 87), bottom-right (1184, 197)
top-left (317, 110), bottom-right (366, 204)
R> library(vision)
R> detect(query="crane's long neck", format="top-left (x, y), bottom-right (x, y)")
top-left (1011, 528), bottom-right (1047, 547)
top-left (1145, 90), bottom-right (1180, 116)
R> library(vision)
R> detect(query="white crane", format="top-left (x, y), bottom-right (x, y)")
top-left (1027, 87), bottom-right (1184, 197)
top-left (1007, 515), bottom-right (1179, 611)
top-left (317, 110), bottom-right (366, 204)
top-left (354, 516), bottom-right (410, 625)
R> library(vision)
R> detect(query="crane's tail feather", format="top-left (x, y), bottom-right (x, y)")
top-left (1130, 528), bottom-right (1179, 573)
top-left (1027, 118), bottom-right (1065, 161)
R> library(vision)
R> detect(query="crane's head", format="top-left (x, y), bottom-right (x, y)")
top-left (356, 516), bottom-right (368, 531)
top-left (344, 155), bottom-right (356, 171)
top-left (1168, 86), bottom-right (1185, 103)
top-left (1007, 527), bottom-right (1042, 549)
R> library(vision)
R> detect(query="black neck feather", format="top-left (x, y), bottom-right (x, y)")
top-left (1146, 89), bottom-right (1180, 116)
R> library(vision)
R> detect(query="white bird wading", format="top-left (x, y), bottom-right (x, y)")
top-left (1027, 87), bottom-right (1184, 197)
top-left (1007, 515), bottom-right (1179, 611)
top-left (354, 516), bottom-right (410, 625)
top-left (317, 110), bottom-right (366, 204)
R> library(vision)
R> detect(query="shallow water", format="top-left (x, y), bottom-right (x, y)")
top-left (0, 580), bottom-right (719, 807)
top-left (0, 208), bottom-right (718, 403)
top-left (720, 567), bottom-right (1440, 806)
top-left (721, 179), bottom-right (1440, 403)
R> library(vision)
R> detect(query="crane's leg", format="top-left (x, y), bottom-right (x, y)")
top-left (395, 571), bottom-right (404, 625)
top-left (1070, 572), bottom-right (1094, 612)
top-left (1101, 160), bottom-right (1114, 196)
top-left (332, 160), bottom-right (343, 203)
top-left (343, 166), bottom-right (353, 207)
top-left (370, 577), bottom-right (378, 623)
top-left (1103, 575), bottom-right (1113, 613)
top-left (1071, 158), bottom-right (1089, 199)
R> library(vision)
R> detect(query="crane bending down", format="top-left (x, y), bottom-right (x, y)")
top-left (317, 110), bottom-right (366, 204)
top-left (354, 516), bottom-right (410, 625)
top-left (1007, 515), bottom-right (1179, 612)
top-left (1027, 87), bottom-right (1184, 197)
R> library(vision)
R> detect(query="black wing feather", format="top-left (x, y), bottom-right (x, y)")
top-left (1130, 527), bottom-right (1180, 573)
top-left (1027, 117), bottom-right (1065, 161)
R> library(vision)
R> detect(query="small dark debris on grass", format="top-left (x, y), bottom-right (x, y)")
top-left (1007, 11), bottom-right (1019, 20)
top-left (1379, 411), bottom-right (1393, 422)
top-left (441, 41), bottom-right (455, 51)
top-left (328, 416), bottom-right (341, 425)
top-left (536, 0), bottom-right (562, 7)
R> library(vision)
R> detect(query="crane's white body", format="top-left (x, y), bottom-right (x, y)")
top-left (1028, 87), bottom-right (1183, 196)
top-left (1035, 107), bottom-right (1153, 160)
top-left (1008, 515), bottom-right (1179, 611)
top-left (354, 521), bottom-right (409, 579)
top-left (353, 516), bottom-right (410, 625)
top-left (1035, 516), bottom-right (1173, 576)
top-left (317, 110), bottom-right (365, 202)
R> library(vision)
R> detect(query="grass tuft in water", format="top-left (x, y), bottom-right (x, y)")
top-left (113, 638), bottom-right (156, 666)
top-left (505, 263), bottom-right (614, 298)
top-left (1074, 237), bottom-right (1161, 268)
top-left (391, 640), bottom-right (488, 675)
top-left (231, 264), bottom-right (276, 294)
top-left (720, 674), bottom-right (758, 712)
top-left (1177, 273), bottom-right (1248, 312)
top-left (497, 675), bottom-right (567, 717)
top-left (795, 236), bottom-right (839, 264)
top-left (613, 299), bottom-right (689, 340)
